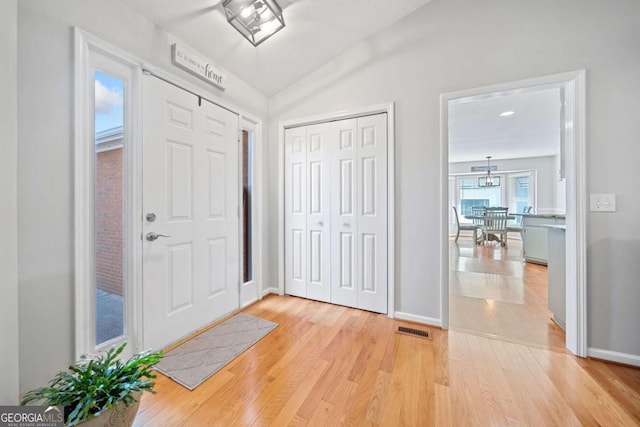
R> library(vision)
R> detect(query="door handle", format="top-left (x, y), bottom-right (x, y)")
top-left (318, 221), bottom-right (324, 226)
top-left (343, 222), bottom-right (350, 227)
top-left (146, 232), bottom-right (171, 242)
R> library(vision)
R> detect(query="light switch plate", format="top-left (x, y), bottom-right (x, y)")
top-left (590, 193), bottom-right (616, 212)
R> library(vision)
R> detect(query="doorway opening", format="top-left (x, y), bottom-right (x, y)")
top-left (449, 86), bottom-right (566, 347)
top-left (441, 71), bottom-right (587, 356)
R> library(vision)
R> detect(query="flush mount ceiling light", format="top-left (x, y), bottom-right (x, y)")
top-left (223, 0), bottom-right (285, 47)
top-left (499, 110), bottom-right (515, 117)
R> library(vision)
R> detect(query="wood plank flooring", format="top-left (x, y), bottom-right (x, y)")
top-left (134, 294), bottom-right (640, 426)
top-left (450, 237), bottom-right (567, 348)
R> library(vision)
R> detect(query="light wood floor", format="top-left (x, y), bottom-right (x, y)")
top-left (135, 295), bottom-right (640, 426)
top-left (450, 236), bottom-right (567, 349)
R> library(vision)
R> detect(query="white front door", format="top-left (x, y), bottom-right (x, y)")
top-left (142, 75), bottom-right (239, 350)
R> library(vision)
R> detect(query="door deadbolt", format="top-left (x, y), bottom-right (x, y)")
top-left (146, 212), bottom-right (157, 222)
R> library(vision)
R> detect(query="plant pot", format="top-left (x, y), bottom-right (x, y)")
top-left (80, 394), bottom-right (141, 427)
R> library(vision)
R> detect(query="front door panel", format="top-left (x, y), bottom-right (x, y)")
top-left (142, 76), bottom-right (239, 350)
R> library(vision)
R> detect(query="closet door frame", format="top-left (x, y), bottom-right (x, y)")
top-left (277, 103), bottom-right (396, 318)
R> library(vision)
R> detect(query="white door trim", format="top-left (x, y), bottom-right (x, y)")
top-left (439, 70), bottom-right (587, 357)
top-left (73, 28), bottom-right (143, 358)
top-left (277, 103), bottom-right (396, 318)
top-left (240, 115), bottom-right (264, 308)
top-left (74, 28), bottom-right (266, 357)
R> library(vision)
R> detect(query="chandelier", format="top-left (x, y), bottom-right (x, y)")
top-left (223, 0), bottom-right (285, 46)
top-left (478, 156), bottom-right (500, 187)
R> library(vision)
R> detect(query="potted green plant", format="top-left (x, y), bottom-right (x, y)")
top-left (21, 343), bottom-right (162, 426)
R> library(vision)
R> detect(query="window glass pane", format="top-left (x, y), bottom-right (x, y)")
top-left (94, 71), bottom-right (125, 345)
top-left (459, 177), bottom-right (501, 219)
top-left (242, 130), bottom-right (253, 283)
top-left (514, 176), bottom-right (530, 213)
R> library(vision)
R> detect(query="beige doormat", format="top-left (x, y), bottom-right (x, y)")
top-left (154, 313), bottom-right (278, 390)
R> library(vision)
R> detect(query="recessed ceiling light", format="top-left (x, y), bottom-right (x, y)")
top-left (499, 111), bottom-right (515, 117)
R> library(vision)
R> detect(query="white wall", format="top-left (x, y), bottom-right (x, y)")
top-left (268, 0), bottom-right (640, 357)
top-left (0, 0), bottom-right (20, 405)
top-left (553, 154), bottom-right (567, 212)
top-left (17, 0), bottom-right (268, 393)
top-left (449, 155), bottom-right (560, 213)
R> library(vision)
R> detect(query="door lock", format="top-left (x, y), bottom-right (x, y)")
top-left (146, 212), bottom-right (157, 222)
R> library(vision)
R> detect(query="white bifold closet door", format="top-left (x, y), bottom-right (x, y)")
top-left (284, 113), bottom-right (387, 313)
top-left (283, 123), bottom-right (332, 303)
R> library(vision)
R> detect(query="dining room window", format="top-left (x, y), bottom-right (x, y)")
top-left (507, 172), bottom-right (535, 214)
top-left (457, 176), bottom-right (503, 221)
top-left (453, 171), bottom-right (536, 225)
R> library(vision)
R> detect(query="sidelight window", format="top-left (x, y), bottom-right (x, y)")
top-left (75, 29), bottom-right (140, 359)
top-left (94, 71), bottom-right (125, 346)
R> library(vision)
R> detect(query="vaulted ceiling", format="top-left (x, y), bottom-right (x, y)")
top-left (124, 0), bottom-right (432, 96)
top-left (124, 0), bottom-right (561, 160)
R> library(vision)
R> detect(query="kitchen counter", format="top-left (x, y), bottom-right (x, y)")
top-left (542, 224), bottom-right (566, 231)
top-left (521, 215), bottom-right (566, 265)
top-left (521, 213), bottom-right (566, 219)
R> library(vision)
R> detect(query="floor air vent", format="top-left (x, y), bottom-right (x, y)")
top-left (397, 326), bottom-right (430, 339)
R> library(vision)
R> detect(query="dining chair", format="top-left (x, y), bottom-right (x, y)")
top-left (480, 207), bottom-right (508, 246)
top-left (452, 206), bottom-right (479, 243)
top-left (506, 206), bottom-right (533, 238)
top-left (470, 206), bottom-right (486, 227)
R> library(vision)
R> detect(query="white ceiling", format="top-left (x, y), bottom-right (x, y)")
top-left (448, 87), bottom-right (562, 163)
top-left (121, 0), bottom-right (562, 158)
top-left (124, 0), bottom-right (432, 96)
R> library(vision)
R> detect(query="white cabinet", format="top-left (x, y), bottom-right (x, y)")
top-left (547, 226), bottom-right (566, 330)
top-left (284, 114), bottom-right (389, 314)
top-left (522, 215), bottom-right (565, 265)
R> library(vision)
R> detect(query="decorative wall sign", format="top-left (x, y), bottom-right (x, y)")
top-left (471, 165), bottom-right (497, 172)
top-left (171, 43), bottom-right (227, 90)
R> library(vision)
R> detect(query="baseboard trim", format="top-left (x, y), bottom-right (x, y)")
top-left (588, 347), bottom-right (640, 367)
top-left (261, 287), bottom-right (279, 298)
top-left (395, 312), bottom-right (442, 328)
top-left (241, 297), bottom-right (258, 309)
